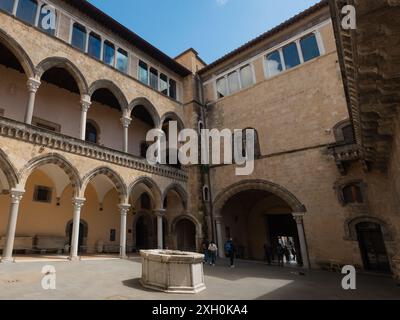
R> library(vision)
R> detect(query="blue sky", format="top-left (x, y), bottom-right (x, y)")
top-left (88, 0), bottom-right (321, 64)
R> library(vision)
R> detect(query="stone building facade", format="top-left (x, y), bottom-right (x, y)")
top-left (0, 0), bottom-right (398, 279)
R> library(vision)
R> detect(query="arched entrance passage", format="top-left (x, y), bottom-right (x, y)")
top-left (356, 222), bottom-right (391, 273)
top-left (176, 218), bottom-right (196, 252)
top-left (213, 180), bottom-right (308, 267)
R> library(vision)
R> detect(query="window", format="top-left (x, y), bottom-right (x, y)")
top-left (85, 122), bottom-right (98, 144)
top-left (71, 23), bottom-right (86, 51)
top-left (343, 184), bottom-right (363, 204)
top-left (227, 71), bottom-right (240, 94)
top-left (240, 65), bottom-right (254, 89)
top-left (342, 125), bottom-right (355, 144)
top-left (32, 117), bottom-right (60, 132)
top-left (103, 41), bottom-right (115, 66)
top-left (33, 185), bottom-right (52, 203)
top-left (216, 77), bottom-right (228, 98)
top-left (38, 4), bottom-right (56, 35)
top-left (282, 42), bottom-right (300, 69)
top-left (300, 33), bottom-right (320, 62)
top-left (265, 50), bottom-right (283, 77)
top-left (109, 229), bottom-right (116, 242)
top-left (138, 60), bottom-right (148, 85)
top-left (0, 0), bottom-right (15, 13)
top-left (16, 0), bottom-right (38, 25)
top-left (116, 48), bottom-right (128, 73)
top-left (169, 78), bottom-right (177, 100)
top-left (149, 67), bottom-right (158, 90)
top-left (88, 32), bottom-right (101, 60)
top-left (160, 73), bottom-right (168, 95)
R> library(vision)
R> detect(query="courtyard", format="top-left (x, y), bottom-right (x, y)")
top-left (0, 256), bottom-right (398, 300)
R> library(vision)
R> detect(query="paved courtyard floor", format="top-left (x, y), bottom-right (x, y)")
top-left (0, 256), bottom-right (399, 300)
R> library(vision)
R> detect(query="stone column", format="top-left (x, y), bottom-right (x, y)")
top-left (154, 209), bottom-right (166, 249)
top-left (79, 95), bottom-right (91, 140)
top-left (24, 78), bottom-right (41, 125)
top-left (120, 116), bottom-right (132, 153)
top-left (1, 189), bottom-right (25, 263)
top-left (70, 198), bottom-right (85, 261)
top-left (293, 213), bottom-right (310, 269)
top-left (214, 216), bottom-right (225, 258)
top-left (119, 204), bottom-right (131, 259)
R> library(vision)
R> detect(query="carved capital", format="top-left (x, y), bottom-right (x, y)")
top-left (10, 188), bottom-right (25, 204)
top-left (27, 78), bottom-right (41, 93)
top-left (292, 212), bottom-right (305, 224)
top-left (119, 204), bottom-right (131, 215)
top-left (72, 197), bottom-right (86, 210)
top-left (154, 209), bottom-right (166, 217)
top-left (120, 116), bottom-right (132, 128)
top-left (80, 95), bottom-right (91, 112)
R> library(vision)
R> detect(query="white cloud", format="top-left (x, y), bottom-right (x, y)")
top-left (216, 0), bottom-right (229, 6)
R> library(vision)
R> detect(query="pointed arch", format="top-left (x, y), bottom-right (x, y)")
top-left (162, 182), bottom-right (188, 209)
top-left (0, 27), bottom-right (35, 78)
top-left (128, 176), bottom-right (162, 209)
top-left (214, 179), bottom-right (306, 216)
top-left (161, 112), bottom-right (185, 130)
top-left (88, 79), bottom-right (129, 111)
top-left (171, 214), bottom-right (202, 238)
top-left (81, 166), bottom-right (127, 203)
top-left (18, 153), bottom-right (81, 197)
top-left (35, 57), bottom-right (88, 94)
top-left (0, 149), bottom-right (19, 190)
top-left (129, 97), bottom-right (160, 128)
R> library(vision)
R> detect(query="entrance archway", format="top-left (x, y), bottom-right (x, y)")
top-left (356, 222), bottom-right (391, 273)
top-left (213, 180), bottom-right (307, 266)
top-left (134, 214), bottom-right (153, 250)
top-left (176, 219), bottom-right (196, 252)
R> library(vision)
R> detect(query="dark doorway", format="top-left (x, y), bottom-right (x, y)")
top-left (267, 214), bottom-right (302, 266)
top-left (68, 222), bottom-right (85, 253)
top-left (136, 215), bottom-right (151, 249)
top-left (356, 222), bottom-right (391, 273)
top-left (176, 219), bottom-right (196, 252)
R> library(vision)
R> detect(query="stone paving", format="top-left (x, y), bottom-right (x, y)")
top-left (0, 256), bottom-right (399, 300)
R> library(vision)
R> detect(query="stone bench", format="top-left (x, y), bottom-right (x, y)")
top-left (0, 236), bottom-right (33, 253)
top-left (33, 235), bottom-right (66, 254)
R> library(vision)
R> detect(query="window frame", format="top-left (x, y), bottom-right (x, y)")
top-left (71, 22), bottom-right (87, 51)
top-left (33, 185), bottom-right (52, 203)
top-left (32, 117), bottom-right (61, 132)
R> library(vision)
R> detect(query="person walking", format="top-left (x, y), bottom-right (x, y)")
top-left (202, 240), bottom-right (210, 264)
top-left (225, 238), bottom-right (235, 268)
top-left (208, 241), bottom-right (218, 266)
top-left (276, 243), bottom-right (285, 267)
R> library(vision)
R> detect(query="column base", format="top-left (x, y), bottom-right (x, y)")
top-left (0, 257), bottom-right (15, 263)
top-left (68, 256), bottom-right (81, 262)
top-left (120, 254), bottom-right (128, 260)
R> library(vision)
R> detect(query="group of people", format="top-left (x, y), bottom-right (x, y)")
top-left (202, 238), bottom-right (236, 268)
top-left (264, 241), bottom-right (297, 267)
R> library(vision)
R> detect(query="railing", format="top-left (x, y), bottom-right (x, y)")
top-left (0, 116), bottom-right (188, 181)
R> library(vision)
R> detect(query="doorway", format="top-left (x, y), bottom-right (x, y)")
top-left (67, 221), bottom-right (86, 253)
top-left (356, 222), bottom-right (391, 273)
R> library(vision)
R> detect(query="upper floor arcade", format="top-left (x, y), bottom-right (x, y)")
top-left (0, 1), bottom-right (194, 172)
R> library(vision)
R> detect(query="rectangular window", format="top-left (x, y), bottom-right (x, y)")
top-left (282, 42), bottom-right (300, 69)
top-left (138, 60), bottom-right (148, 85)
top-left (300, 33), bottom-right (320, 62)
top-left (38, 4), bottom-right (56, 35)
top-left (116, 48), bottom-right (128, 73)
top-left (160, 73), bottom-right (168, 95)
top-left (88, 32), bottom-right (101, 60)
top-left (240, 65), bottom-right (254, 89)
top-left (216, 77), bottom-right (227, 99)
top-left (16, 0), bottom-right (38, 25)
top-left (71, 23), bottom-right (86, 51)
top-left (32, 117), bottom-right (61, 132)
top-left (149, 67), bottom-right (158, 90)
top-left (33, 185), bottom-right (52, 203)
top-left (227, 71), bottom-right (240, 94)
top-left (110, 229), bottom-right (116, 242)
top-left (103, 41), bottom-right (115, 66)
top-left (169, 78), bottom-right (177, 100)
top-left (265, 50), bottom-right (283, 77)
top-left (0, 0), bottom-right (14, 13)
